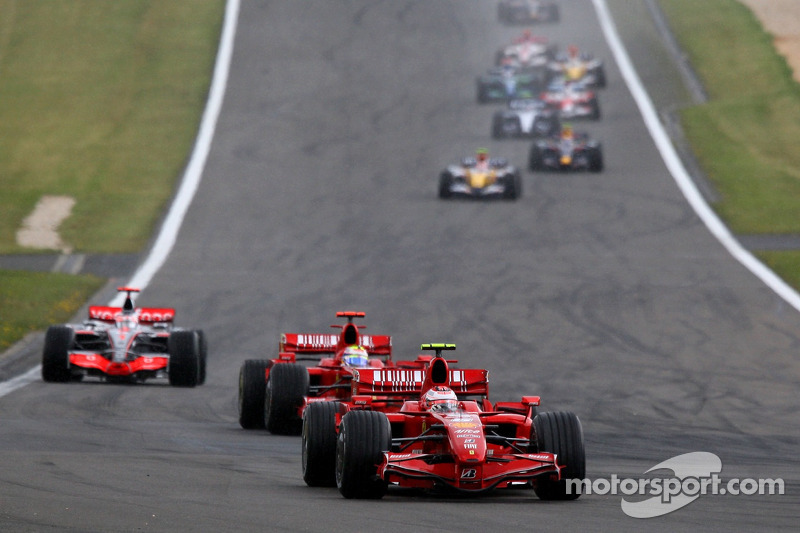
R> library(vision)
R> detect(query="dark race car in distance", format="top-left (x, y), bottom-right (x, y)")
top-left (41, 287), bottom-right (207, 387)
top-left (529, 129), bottom-right (603, 172)
top-left (498, 0), bottom-right (560, 25)
top-left (476, 65), bottom-right (547, 104)
top-left (492, 98), bottom-right (561, 139)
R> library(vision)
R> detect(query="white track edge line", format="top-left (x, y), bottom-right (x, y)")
top-left (593, 0), bottom-right (800, 313)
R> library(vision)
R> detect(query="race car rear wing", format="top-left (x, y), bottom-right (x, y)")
top-left (88, 305), bottom-right (176, 324)
top-left (351, 367), bottom-right (489, 398)
top-left (280, 333), bottom-right (392, 356)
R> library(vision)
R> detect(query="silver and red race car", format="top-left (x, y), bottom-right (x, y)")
top-left (238, 311), bottom-right (429, 436)
top-left (41, 287), bottom-right (207, 387)
top-left (540, 80), bottom-right (601, 120)
top-left (495, 30), bottom-right (557, 72)
top-left (302, 343), bottom-right (586, 499)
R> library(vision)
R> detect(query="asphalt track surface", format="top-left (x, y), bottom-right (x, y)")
top-left (1, 1), bottom-right (798, 531)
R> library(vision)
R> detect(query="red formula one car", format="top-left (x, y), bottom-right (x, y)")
top-left (41, 287), bottom-right (207, 387)
top-left (303, 344), bottom-right (586, 499)
top-left (238, 312), bottom-right (428, 435)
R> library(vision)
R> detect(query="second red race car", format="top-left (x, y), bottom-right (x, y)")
top-left (238, 311), bottom-right (428, 435)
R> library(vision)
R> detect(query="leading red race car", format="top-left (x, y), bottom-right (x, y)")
top-left (41, 287), bottom-right (207, 387)
top-left (303, 343), bottom-right (586, 499)
top-left (238, 311), bottom-right (428, 435)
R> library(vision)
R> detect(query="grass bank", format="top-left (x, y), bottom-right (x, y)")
top-left (658, 0), bottom-right (800, 288)
top-left (0, 0), bottom-right (224, 254)
top-left (0, 271), bottom-right (105, 351)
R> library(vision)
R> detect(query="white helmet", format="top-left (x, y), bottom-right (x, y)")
top-left (342, 345), bottom-right (369, 367)
top-left (423, 386), bottom-right (458, 413)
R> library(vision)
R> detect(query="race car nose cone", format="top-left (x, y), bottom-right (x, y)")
top-left (106, 362), bottom-right (131, 375)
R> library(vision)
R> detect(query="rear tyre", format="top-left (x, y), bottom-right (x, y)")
top-left (336, 410), bottom-right (391, 499)
top-left (168, 330), bottom-right (200, 387)
top-left (438, 172), bottom-right (454, 199)
top-left (302, 401), bottom-right (341, 487)
top-left (239, 359), bottom-right (269, 429)
top-left (503, 171), bottom-right (521, 200)
top-left (531, 411), bottom-right (586, 500)
top-left (41, 326), bottom-right (74, 383)
top-left (194, 329), bottom-right (208, 385)
top-left (491, 113), bottom-right (507, 139)
top-left (529, 145), bottom-right (544, 171)
top-left (264, 363), bottom-right (309, 435)
top-left (588, 146), bottom-right (604, 172)
top-left (589, 98), bottom-right (601, 120)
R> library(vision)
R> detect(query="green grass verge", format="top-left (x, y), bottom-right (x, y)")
top-left (0, 0), bottom-right (224, 254)
top-left (0, 270), bottom-right (105, 351)
top-left (658, 0), bottom-right (800, 290)
top-left (756, 251), bottom-right (800, 289)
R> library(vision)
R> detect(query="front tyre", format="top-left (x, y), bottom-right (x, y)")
top-left (438, 172), bottom-right (454, 199)
top-left (239, 359), bottom-right (269, 429)
top-left (168, 330), bottom-right (200, 387)
top-left (41, 326), bottom-right (74, 383)
top-left (531, 411), bottom-right (586, 500)
top-left (335, 410), bottom-right (391, 499)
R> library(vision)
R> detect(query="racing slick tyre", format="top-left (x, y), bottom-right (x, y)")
top-left (589, 98), bottom-right (601, 120)
top-left (503, 171), bottom-right (521, 200)
top-left (588, 146), bottom-right (604, 173)
top-left (593, 66), bottom-right (606, 88)
top-left (238, 359), bottom-right (270, 429)
top-left (41, 325), bottom-right (74, 383)
top-left (336, 410), bottom-right (391, 499)
top-left (264, 363), bottom-right (309, 435)
top-left (492, 114), bottom-right (520, 139)
top-left (476, 80), bottom-right (493, 104)
top-left (531, 411), bottom-right (586, 500)
top-left (528, 145), bottom-right (545, 171)
top-left (532, 116), bottom-right (560, 138)
top-left (194, 329), bottom-right (208, 385)
top-left (168, 330), bottom-right (200, 387)
top-left (491, 113), bottom-right (505, 139)
top-left (438, 172), bottom-right (454, 199)
top-left (302, 401), bottom-right (341, 487)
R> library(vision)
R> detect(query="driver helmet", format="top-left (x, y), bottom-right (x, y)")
top-left (423, 386), bottom-right (458, 413)
top-left (342, 345), bottom-right (369, 367)
top-left (476, 148), bottom-right (489, 164)
top-left (115, 313), bottom-right (138, 331)
top-left (561, 123), bottom-right (574, 139)
top-left (568, 44), bottom-right (579, 58)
